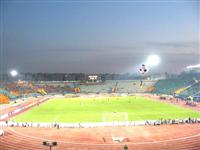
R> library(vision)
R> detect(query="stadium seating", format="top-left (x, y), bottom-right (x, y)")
top-left (0, 81), bottom-right (71, 99)
top-left (152, 78), bottom-right (193, 95)
top-left (180, 82), bottom-right (200, 96)
top-left (0, 89), bottom-right (17, 100)
top-left (79, 80), bottom-right (155, 93)
top-left (193, 92), bottom-right (200, 101)
top-left (0, 94), bottom-right (9, 104)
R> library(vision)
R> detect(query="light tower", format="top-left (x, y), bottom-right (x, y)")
top-left (145, 54), bottom-right (160, 67)
top-left (10, 70), bottom-right (18, 77)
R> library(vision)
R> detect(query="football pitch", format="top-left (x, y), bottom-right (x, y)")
top-left (14, 96), bottom-right (200, 123)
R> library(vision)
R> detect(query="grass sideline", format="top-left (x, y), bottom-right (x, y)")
top-left (14, 96), bottom-right (200, 123)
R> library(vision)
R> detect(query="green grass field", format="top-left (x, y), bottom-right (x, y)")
top-left (14, 96), bottom-right (200, 123)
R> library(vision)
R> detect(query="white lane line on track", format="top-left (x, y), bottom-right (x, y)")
top-left (7, 126), bottom-right (200, 146)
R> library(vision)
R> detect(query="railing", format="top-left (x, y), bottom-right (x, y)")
top-left (1, 118), bottom-right (199, 128)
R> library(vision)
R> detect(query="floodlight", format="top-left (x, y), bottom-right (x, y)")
top-left (52, 142), bottom-right (57, 146)
top-left (43, 141), bottom-right (57, 150)
top-left (10, 70), bottom-right (18, 77)
top-left (124, 145), bottom-right (128, 150)
top-left (146, 54), bottom-right (160, 66)
top-left (186, 64), bottom-right (200, 69)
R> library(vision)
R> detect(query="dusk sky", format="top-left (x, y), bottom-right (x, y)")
top-left (0, 0), bottom-right (199, 74)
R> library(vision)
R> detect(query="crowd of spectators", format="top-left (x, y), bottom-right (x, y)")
top-left (0, 81), bottom-right (71, 100)
top-left (145, 118), bottom-right (200, 126)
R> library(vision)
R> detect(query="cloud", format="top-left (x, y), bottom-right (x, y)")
top-left (147, 41), bottom-right (198, 48)
top-left (145, 41), bottom-right (199, 55)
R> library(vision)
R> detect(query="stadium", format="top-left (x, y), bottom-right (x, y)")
top-left (0, 1), bottom-right (200, 150)
top-left (0, 67), bottom-right (200, 150)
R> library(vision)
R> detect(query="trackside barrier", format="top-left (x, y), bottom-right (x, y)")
top-left (0, 118), bottom-right (199, 128)
top-left (0, 114), bottom-right (9, 120)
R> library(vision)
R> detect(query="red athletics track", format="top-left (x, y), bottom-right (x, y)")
top-left (0, 124), bottom-right (200, 150)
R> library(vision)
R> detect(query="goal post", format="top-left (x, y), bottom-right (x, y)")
top-left (102, 112), bottom-right (128, 122)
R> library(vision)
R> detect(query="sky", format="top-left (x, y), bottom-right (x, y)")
top-left (0, 0), bottom-right (199, 74)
